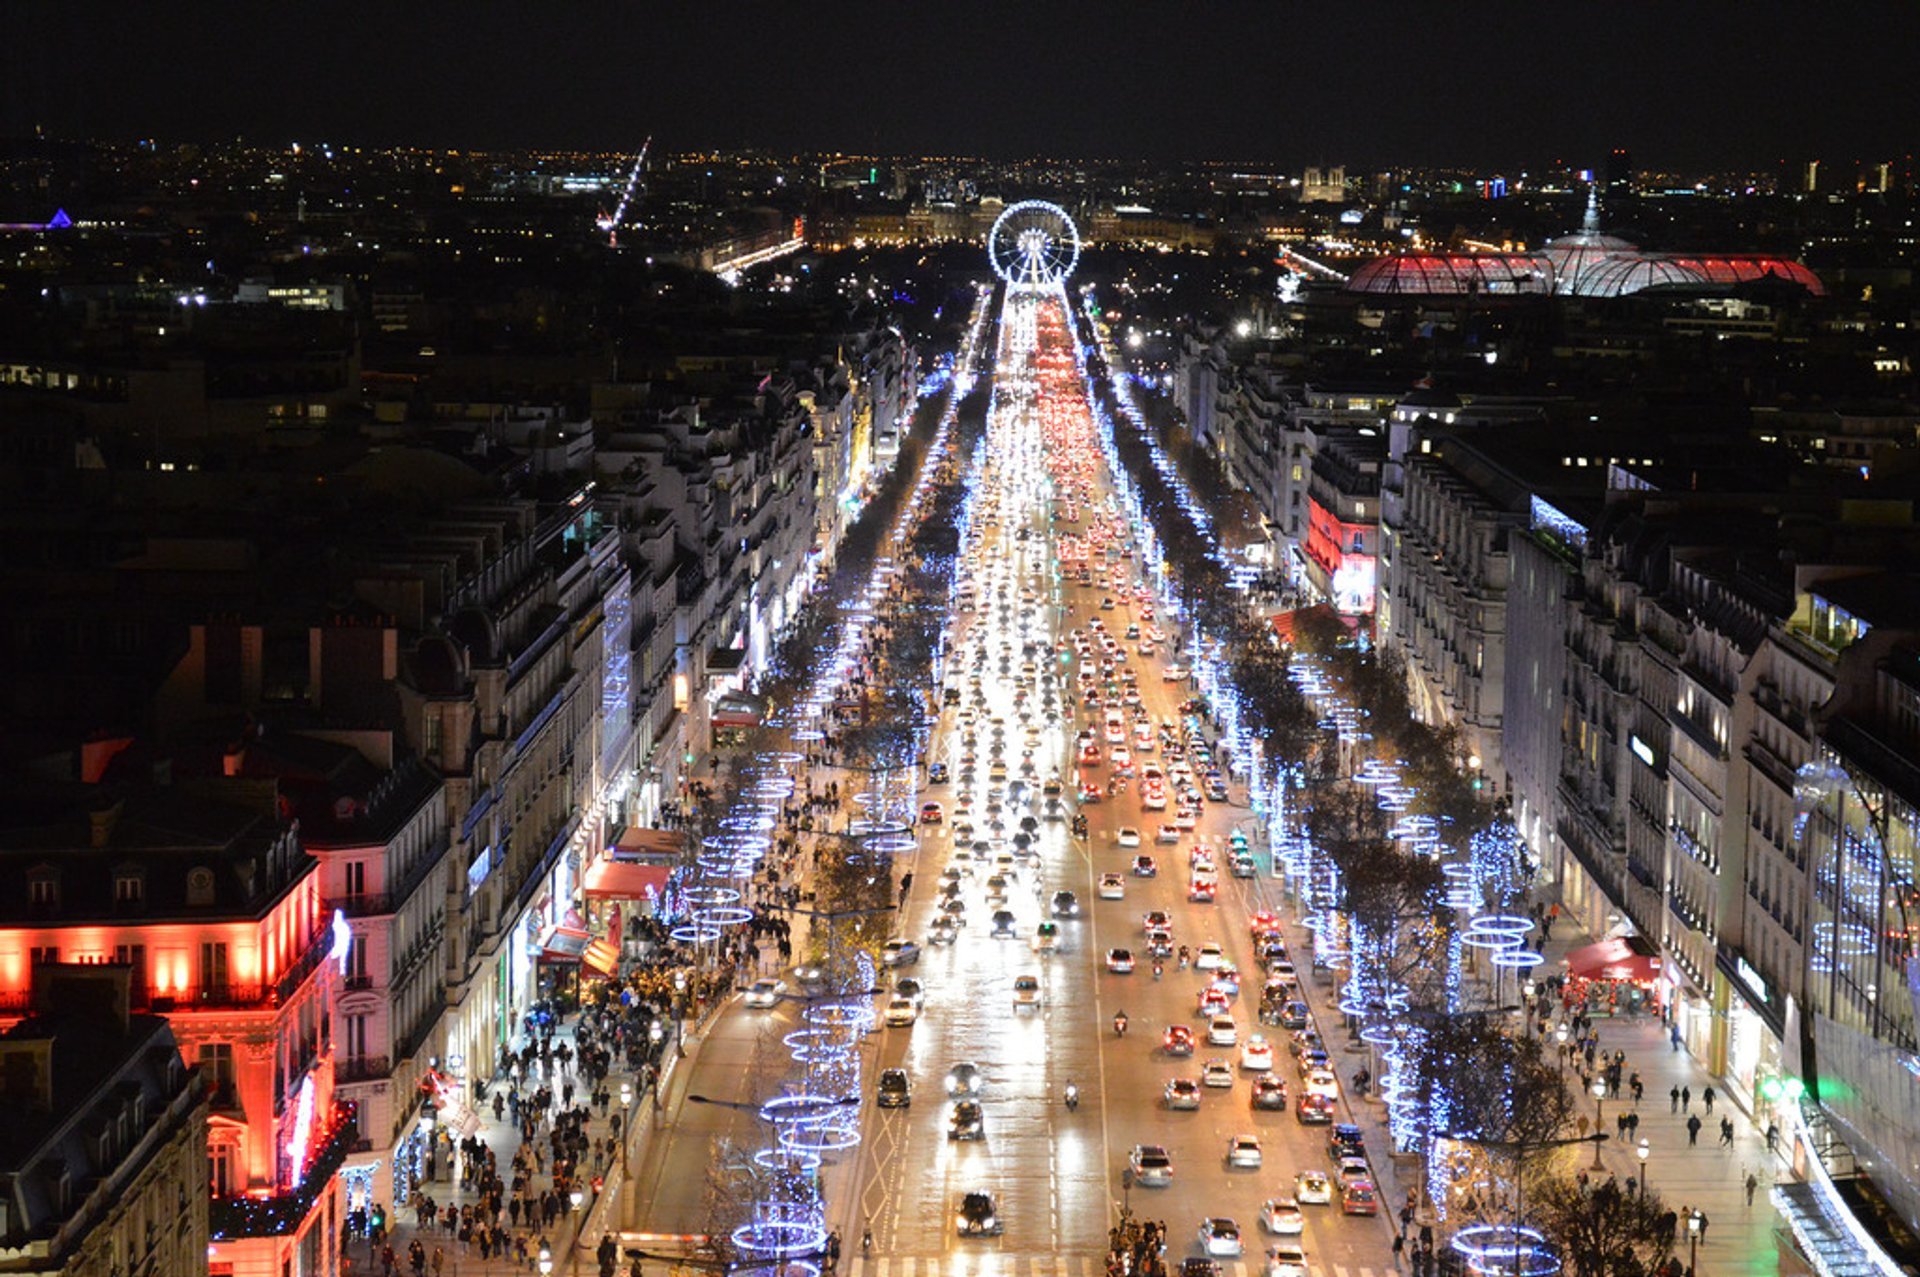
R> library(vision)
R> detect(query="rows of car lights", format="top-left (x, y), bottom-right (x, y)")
top-left (1068, 290), bottom-right (1557, 1277)
top-left (670, 288), bottom-right (998, 1277)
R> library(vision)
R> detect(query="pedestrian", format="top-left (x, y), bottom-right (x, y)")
top-left (1697, 1211), bottom-right (1710, 1240)
top-left (1720, 1117), bottom-right (1735, 1147)
top-left (1392, 1233), bottom-right (1406, 1268)
top-left (1746, 1173), bottom-right (1760, 1206)
top-left (1687, 1114), bottom-right (1703, 1146)
top-left (1670, 1085), bottom-right (1681, 1114)
top-left (1702, 1084), bottom-right (1716, 1113)
top-left (1680, 1085), bottom-right (1692, 1112)
top-left (1631, 1072), bottom-right (1644, 1104)
top-left (1671, 1024), bottom-right (1684, 1052)
top-left (1766, 1122), bottom-right (1780, 1152)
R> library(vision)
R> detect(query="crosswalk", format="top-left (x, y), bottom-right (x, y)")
top-left (845, 1257), bottom-right (1386, 1277)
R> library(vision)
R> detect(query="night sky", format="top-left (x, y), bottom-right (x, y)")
top-left (14, 1), bottom-right (1920, 168)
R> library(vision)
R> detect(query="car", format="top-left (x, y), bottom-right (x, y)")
top-left (991, 910), bottom-right (1017, 937)
top-left (1155, 824), bottom-right (1181, 845)
top-left (1261, 1199), bottom-right (1305, 1236)
top-left (1130, 856), bottom-right (1158, 883)
top-left (1052, 890), bottom-right (1080, 918)
top-left (1163, 1024), bottom-right (1196, 1056)
top-left (1197, 988), bottom-right (1232, 1019)
top-left (1277, 1001), bottom-right (1310, 1031)
top-left (946, 1062), bottom-right (984, 1096)
top-left (794, 964), bottom-right (825, 987)
top-left (1337, 1156), bottom-right (1373, 1186)
top-left (884, 996), bottom-right (918, 1027)
top-left (1251, 1075), bottom-right (1289, 1110)
top-left (1098, 872), bottom-right (1126, 899)
top-left (1145, 927), bottom-right (1175, 958)
top-left (1106, 948), bottom-right (1136, 974)
top-left (1164, 665), bottom-right (1188, 681)
top-left (1341, 1182), bottom-right (1380, 1216)
top-left (929, 916), bottom-right (960, 945)
top-left (1208, 1016), bottom-right (1239, 1047)
top-left (1227, 1135), bottom-right (1263, 1168)
top-left (1304, 1068), bottom-right (1340, 1099)
top-left (1230, 852), bottom-right (1257, 878)
top-left (929, 762), bottom-right (949, 784)
top-left (1182, 1261), bottom-right (1221, 1277)
top-left (1294, 1170), bottom-right (1334, 1205)
top-left (1188, 876), bottom-right (1216, 903)
top-left (948, 1100), bottom-right (985, 1141)
top-left (877, 1068), bottom-right (912, 1108)
top-left (1116, 826), bottom-right (1142, 848)
top-left (1196, 942), bottom-right (1225, 970)
top-left (1197, 1218), bottom-right (1243, 1258)
top-left (920, 802), bottom-right (944, 825)
top-left (1129, 1143), bottom-right (1174, 1186)
top-left (956, 1190), bottom-right (1002, 1236)
top-left (1033, 921), bottom-right (1060, 953)
top-left (1202, 1059), bottom-right (1235, 1088)
top-left (1012, 974), bottom-right (1042, 1011)
top-left (881, 940), bottom-right (920, 968)
top-left (1143, 910), bottom-right (1172, 932)
top-left (1240, 1035), bottom-right (1275, 1071)
top-left (742, 978), bottom-right (786, 1008)
top-left (1163, 1079), bottom-right (1202, 1110)
top-left (1296, 1094), bottom-right (1337, 1125)
top-left (1265, 1244), bottom-right (1310, 1277)
top-left (1329, 1124), bottom-right (1366, 1161)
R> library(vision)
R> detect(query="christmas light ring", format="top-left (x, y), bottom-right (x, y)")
top-left (864, 834), bottom-right (917, 855)
top-left (1465, 913), bottom-right (1533, 934)
top-left (751, 780), bottom-right (797, 798)
top-left (696, 906), bottom-right (756, 929)
top-left (759, 1093), bottom-right (855, 1127)
top-left (792, 729), bottom-right (827, 742)
top-left (732, 1211), bottom-right (829, 1260)
top-left (685, 886), bottom-right (743, 906)
top-left (778, 1118), bottom-right (862, 1153)
top-left (1461, 931), bottom-right (1520, 951)
top-left (1490, 949), bottom-right (1543, 969)
top-left (722, 815), bottom-right (777, 833)
top-left (705, 834), bottom-right (771, 853)
top-left (1451, 1226), bottom-right (1560, 1277)
top-left (1359, 1023), bottom-right (1401, 1046)
top-left (668, 922), bottom-right (723, 943)
top-left (803, 1002), bottom-right (873, 1032)
top-left (735, 1262), bottom-right (822, 1277)
top-left (782, 1028), bottom-right (848, 1062)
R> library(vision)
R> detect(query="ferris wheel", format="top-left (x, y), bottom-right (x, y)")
top-left (988, 200), bottom-right (1081, 290)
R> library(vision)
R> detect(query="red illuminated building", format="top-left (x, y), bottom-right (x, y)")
top-left (0, 777), bottom-right (348, 1277)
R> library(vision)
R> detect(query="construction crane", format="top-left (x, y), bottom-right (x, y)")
top-left (596, 137), bottom-right (651, 247)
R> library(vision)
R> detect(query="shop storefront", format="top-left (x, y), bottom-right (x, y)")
top-left (1563, 934), bottom-right (1665, 1017)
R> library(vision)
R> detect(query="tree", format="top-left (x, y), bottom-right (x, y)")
top-left (1532, 1174), bottom-right (1675, 1277)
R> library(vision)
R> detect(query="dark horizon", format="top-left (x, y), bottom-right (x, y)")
top-left (10, 1), bottom-right (1920, 173)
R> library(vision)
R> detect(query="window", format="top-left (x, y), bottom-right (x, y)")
top-left (27, 876), bottom-right (57, 909)
top-left (200, 942), bottom-right (229, 993)
top-left (114, 943), bottom-right (147, 990)
top-left (344, 860), bottom-right (367, 900)
top-left (198, 1044), bottom-right (235, 1109)
top-left (115, 872), bottom-right (144, 905)
top-left (186, 868), bottom-right (216, 907)
top-left (345, 1013), bottom-right (369, 1060)
top-left (422, 711), bottom-right (442, 757)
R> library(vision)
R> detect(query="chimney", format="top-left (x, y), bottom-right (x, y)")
top-left (88, 800), bottom-right (123, 849)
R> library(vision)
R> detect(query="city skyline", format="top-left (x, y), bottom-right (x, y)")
top-left (10, 1), bottom-right (1920, 168)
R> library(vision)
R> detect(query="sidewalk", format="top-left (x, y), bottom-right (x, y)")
top-left (345, 1019), bottom-right (658, 1277)
top-left (1531, 909), bottom-right (1783, 1275)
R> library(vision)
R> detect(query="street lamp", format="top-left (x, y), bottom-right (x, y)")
top-left (1555, 1022), bottom-right (1570, 1074)
top-left (570, 1189), bottom-right (584, 1213)
top-left (1686, 1210), bottom-right (1701, 1277)
top-left (620, 1082), bottom-right (634, 1173)
top-left (1636, 1138), bottom-right (1650, 1193)
top-left (539, 1241), bottom-right (554, 1276)
top-left (1590, 1077), bottom-right (1608, 1171)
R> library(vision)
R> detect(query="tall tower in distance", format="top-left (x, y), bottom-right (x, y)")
top-left (1604, 147), bottom-right (1633, 198)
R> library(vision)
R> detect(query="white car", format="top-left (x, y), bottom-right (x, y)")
top-left (1117, 827), bottom-right (1142, 848)
top-left (1261, 1199), bottom-right (1305, 1236)
top-left (1304, 1067), bottom-right (1340, 1099)
top-left (1227, 1134), bottom-right (1263, 1168)
top-left (1209, 1016), bottom-right (1239, 1047)
top-left (743, 978), bottom-right (786, 1008)
top-left (1196, 942), bottom-right (1225, 970)
top-left (1240, 1035), bottom-right (1275, 1071)
top-left (1202, 1059), bottom-right (1235, 1088)
top-left (1198, 1218), bottom-right (1244, 1258)
top-left (1266, 1244), bottom-right (1310, 1277)
top-left (1294, 1171), bottom-right (1334, 1205)
top-left (884, 996), bottom-right (918, 1027)
top-left (1155, 824), bottom-right (1181, 844)
top-left (1013, 974), bottom-right (1043, 1012)
top-left (1098, 873), bottom-right (1126, 899)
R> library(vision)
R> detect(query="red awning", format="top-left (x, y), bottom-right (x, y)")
top-left (584, 857), bottom-right (673, 901)
top-left (1565, 935), bottom-right (1662, 982)
top-left (540, 925), bottom-right (591, 964)
top-left (582, 938), bottom-right (620, 979)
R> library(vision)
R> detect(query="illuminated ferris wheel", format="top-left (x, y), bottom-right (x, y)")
top-left (988, 200), bottom-right (1080, 290)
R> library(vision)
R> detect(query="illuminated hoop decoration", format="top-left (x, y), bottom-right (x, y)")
top-left (1451, 1225), bottom-right (1562, 1277)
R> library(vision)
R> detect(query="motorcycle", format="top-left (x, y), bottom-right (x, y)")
top-left (1064, 1083), bottom-right (1080, 1110)
top-left (1113, 1012), bottom-right (1129, 1038)
top-left (1152, 961), bottom-right (1164, 981)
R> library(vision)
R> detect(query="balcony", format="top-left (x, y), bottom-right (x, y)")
top-left (337, 1055), bottom-right (391, 1084)
top-left (274, 925), bottom-right (336, 1005)
top-left (327, 893), bottom-right (394, 918)
top-left (209, 1103), bottom-right (358, 1240)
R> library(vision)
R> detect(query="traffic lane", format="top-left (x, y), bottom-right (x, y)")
top-left (1063, 602), bottom-right (1394, 1267)
top-left (630, 995), bottom-right (794, 1230)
